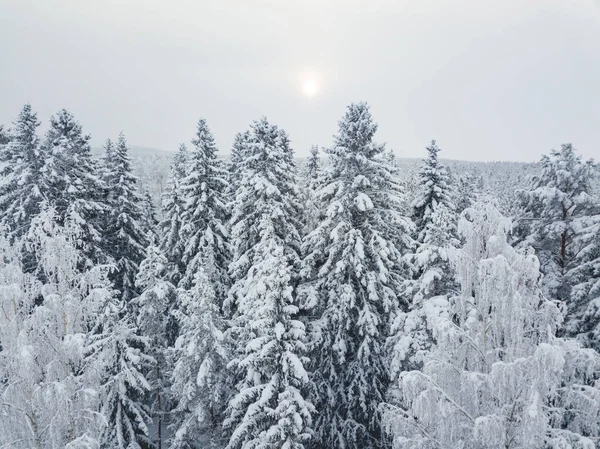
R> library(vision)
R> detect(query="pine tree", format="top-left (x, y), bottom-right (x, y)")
top-left (40, 109), bottom-right (109, 270)
top-left (411, 140), bottom-right (454, 243)
top-left (300, 103), bottom-right (414, 448)
top-left (224, 117), bottom-right (313, 449)
top-left (102, 133), bottom-right (149, 301)
top-left (384, 201), bottom-right (600, 448)
top-left (516, 144), bottom-right (600, 344)
top-left (134, 245), bottom-right (178, 449)
top-left (170, 267), bottom-right (229, 448)
top-left (0, 104), bottom-right (44, 243)
top-left (179, 119), bottom-right (230, 300)
top-left (158, 143), bottom-right (189, 285)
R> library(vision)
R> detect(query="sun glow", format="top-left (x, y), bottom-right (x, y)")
top-left (299, 70), bottom-right (322, 98)
top-left (302, 78), bottom-right (319, 97)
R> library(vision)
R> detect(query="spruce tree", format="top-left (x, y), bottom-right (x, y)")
top-left (300, 103), bottom-right (413, 448)
top-left (305, 145), bottom-right (320, 180)
top-left (40, 109), bottom-right (109, 270)
top-left (179, 119), bottom-right (230, 299)
top-left (389, 203), bottom-right (459, 376)
top-left (102, 133), bottom-right (149, 301)
top-left (134, 245), bottom-right (178, 448)
top-left (517, 144), bottom-right (600, 344)
top-left (0, 104), bottom-right (44, 243)
top-left (224, 117), bottom-right (313, 449)
top-left (140, 187), bottom-right (159, 242)
top-left (384, 148), bottom-right (396, 168)
top-left (302, 145), bottom-right (322, 233)
top-left (170, 267), bottom-right (229, 448)
top-left (158, 143), bottom-right (189, 285)
top-left (227, 131), bottom-right (251, 197)
top-left (86, 299), bottom-right (155, 449)
top-left (0, 124), bottom-right (9, 146)
top-left (569, 224), bottom-right (600, 351)
top-left (411, 140), bottom-right (454, 242)
top-left (455, 173), bottom-right (477, 214)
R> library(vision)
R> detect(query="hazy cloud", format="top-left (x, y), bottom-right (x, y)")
top-left (1, 0), bottom-right (599, 161)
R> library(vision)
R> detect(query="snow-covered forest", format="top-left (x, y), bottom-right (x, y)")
top-left (1, 102), bottom-right (600, 449)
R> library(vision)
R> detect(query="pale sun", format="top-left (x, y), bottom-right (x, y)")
top-left (301, 77), bottom-right (319, 98)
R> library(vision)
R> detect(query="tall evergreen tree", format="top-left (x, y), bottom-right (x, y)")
top-left (0, 104), bottom-right (44, 243)
top-left (158, 143), bottom-right (189, 285)
top-left (40, 109), bottom-right (109, 270)
top-left (102, 133), bottom-right (149, 301)
top-left (170, 267), bottom-right (230, 449)
top-left (302, 145), bottom-right (322, 234)
top-left (389, 203), bottom-right (460, 377)
top-left (305, 145), bottom-right (320, 180)
top-left (300, 103), bottom-right (414, 448)
top-left (179, 119), bottom-right (230, 299)
top-left (227, 131), bottom-right (251, 197)
top-left (0, 124), bottom-right (9, 145)
top-left (224, 117), bottom-right (313, 449)
top-left (134, 245), bottom-right (178, 449)
top-left (86, 296), bottom-right (155, 449)
top-left (516, 144), bottom-right (600, 345)
top-left (384, 148), bottom-right (396, 168)
top-left (411, 140), bottom-right (454, 242)
top-left (455, 173), bottom-right (477, 214)
top-left (141, 187), bottom-right (159, 241)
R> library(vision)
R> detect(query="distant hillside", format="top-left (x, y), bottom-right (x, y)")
top-left (108, 146), bottom-right (540, 220)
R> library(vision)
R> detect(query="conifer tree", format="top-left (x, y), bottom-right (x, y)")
top-left (227, 131), bottom-right (250, 197)
top-left (86, 298), bottom-right (155, 449)
top-left (517, 144), bottom-right (600, 344)
top-left (40, 109), bottom-right (109, 270)
top-left (225, 117), bottom-right (313, 449)
top-left (384, 148), bottom-right (396, 167)
top-left (389, 203), bottom-right (459, 376)
top-left (100, 138), bottom-right (115, 182)
top-left (0, 104), bottom-right (44, 243)
top-left (179, 119), bottom-right (230, 299)
top-left (302, 145), bottom-right (322, 233)
top-left (411, 140), bottom-right (454, 242)
top-left (158, 143), bottom-right (189, 284)
top-left (569, 224), bottom-right (600, 351)
top-left (384, 201), bottom-right (600, 448)
top-left (141, 187), bottom-right (159, 241)
top-left (0, 124), bottom-right (9, 146)
top-left (455, 173), bottom-right (477, 214)
top-left (102, 133), bottom-right (149, 301)
top-left (306, 145), bottom-right (320, 180)
top-left (134, 245), bottom-right (178, 448)
top-left (170, 267), bottom-right (229, 449)
top-left (300, 103), bottom-right (413, 448)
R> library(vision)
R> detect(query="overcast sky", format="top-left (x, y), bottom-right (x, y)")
top-left (1, 0), bottom-right (599, 161)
